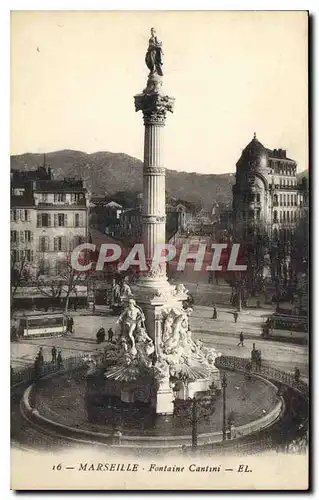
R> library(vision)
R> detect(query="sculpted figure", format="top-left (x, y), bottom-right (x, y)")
top-left (145, 28), bottom-right (164, 76)
top-left (162, 310), bottom-right (175, 344)
top-left (117, 298), bottom-right (145, 356)
top-left (120, 281), bottom-right (132, 298)
top-left (112, 281), bottom-right (121, 304)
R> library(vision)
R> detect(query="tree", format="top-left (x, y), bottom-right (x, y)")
top-left (11, 250), bottom-right (32, 311)
top-left (36, 250), bottom-right (87, 313)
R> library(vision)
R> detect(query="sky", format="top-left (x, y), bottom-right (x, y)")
top-left (11, 10), bottom-right (308, 174)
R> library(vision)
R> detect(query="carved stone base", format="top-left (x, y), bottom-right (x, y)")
top-left (131, 275), bottom-right (185, 335)
top-left (187, 373), bottom-right (221, 399)
top-left (121, 388), bottom-right (135, 404)
top-left (151, 380), bottom-right (174, 415)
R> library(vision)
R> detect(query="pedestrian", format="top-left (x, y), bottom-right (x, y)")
top-left (256, 351), bottom-right (262, 372)
top-left (51, 346), bottom-right (57, 364)
top-left (212, 307), bottom-right (217, 319)
top-left (294, 367), bottom-right (300, 383)
top-left (233, 311), bottom-right (238, 323)
top-left (68, 316), bottom-right (74, 333)
top-left (34, 356), bottom-right (40, 380)
top-left (96, 328), bottom-right (105, 344)
top-left (237, 331), bottom-right (244, 347)
top-left (57, 351), bottom-right (63, 369)
top-left (37, 347), bottom-right (44, 365)
top-left (108, 328), bottom-right (114, 342)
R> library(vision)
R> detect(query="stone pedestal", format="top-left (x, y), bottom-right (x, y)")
top-left (121, 388), bottom-right (135, 404)
top-left (153, 379), bottom-right (174, 415)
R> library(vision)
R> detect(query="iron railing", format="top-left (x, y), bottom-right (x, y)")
top-left (215, 355), bottom-right (309, 399)
top-left (11, 354), bottom-right (87, 388)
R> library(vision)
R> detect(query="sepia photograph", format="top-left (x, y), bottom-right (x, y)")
top-left (10, 10), bottom-right (309, 490)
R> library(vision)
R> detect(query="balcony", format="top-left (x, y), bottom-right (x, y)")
top-left (37, 199), bottom-right (87, 208)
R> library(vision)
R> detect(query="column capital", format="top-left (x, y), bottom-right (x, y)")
top-left (134, 92), bottom-right (175, 126)
top-left (144, 166), bottom-right (165, 175)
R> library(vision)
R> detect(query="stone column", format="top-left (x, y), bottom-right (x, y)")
top-left (135, 87), bottom-right (175, 281)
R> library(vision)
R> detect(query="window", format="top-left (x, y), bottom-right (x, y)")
top-left (74, 235), bottom-right (85, 247)
top-left (13, 188), bottom-right (24, 196)
top-left (37, 213), bottom-right (51, 227)
top-left (39, 260), bottom-right (50, 275)
top-left (11, 230), bottom-right (17, 242)
top-left (59, 214), bottom-right (66, 227)
top-left (256, 193), bottom-right (260, 203)
top-left (54, 236), bottom-right (66, 252)
top-left (287, 212), bottom-right (290, 222)
top-left (24, 210), bottom-right (29, 221)
top-left (24, 230), bottom-right (32, 242)
top-left (56, 260), bottom-right (67, 275)
top-left (39, 236), bottom-right (49, 252)
top-left (54, 213), bottom-right (68, 227)
top-left (25, 250), bottom-right (33, 262)
top-left (273, 210), bottom-right (278, 222)
top-left (11, 249), bottom-right (19, 262)
top-left (283, 211), bottom-right (286, 222)
top-left (71, 193), bottom-right (82, 203)
top-left (54, 193), bottom-right (66, 202)
top-left (74, 213), bottom-right (84, 227)
top-left (42, 193), bottom-right (48, 202)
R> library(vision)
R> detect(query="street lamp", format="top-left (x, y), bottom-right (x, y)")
top-left (222, 373), bottom-right (227, 441)
top-left (174, 383), bottom-right (217, 450)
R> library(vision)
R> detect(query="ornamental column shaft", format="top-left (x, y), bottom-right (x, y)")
top-left (135, 67), bottom-right (174, 272)
top-left (143, 122), bottom-right (166, 261)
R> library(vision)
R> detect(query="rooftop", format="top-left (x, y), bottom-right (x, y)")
top-left (34, 179), bottom-right (86, 193)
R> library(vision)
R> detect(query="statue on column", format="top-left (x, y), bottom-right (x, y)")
top-left (145, 27), bottom-right (164, 76)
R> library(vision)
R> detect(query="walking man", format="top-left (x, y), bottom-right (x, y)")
top-left (57, 351), bottom-right (63, 369)
top-left (294, 367), bottom-right (301, 384)
top-left (212, 307), bottom-right (217, 319)
top-left (68, 316), bottom-right (74, 334)
top-left (237, 331), bottom-right (244, 347)
top-left (37, 347), bottom-right (44, 365)
top-left (51, 346), bottom-right (57, 364)
top-left (233, 311), bottom-right (239, 323)
top-left (108, 328), bottom-right (114, 342)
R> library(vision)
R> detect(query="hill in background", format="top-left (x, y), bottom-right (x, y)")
top-left (11, 150), bottom-right (308, 209)
top-left (11, 150), bottom-right (235, 208)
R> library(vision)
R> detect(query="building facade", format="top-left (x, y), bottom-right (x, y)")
top-left (11, 168), bottom-right (89, 278)
top-left (232, 134), bottom-right (308, 242)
